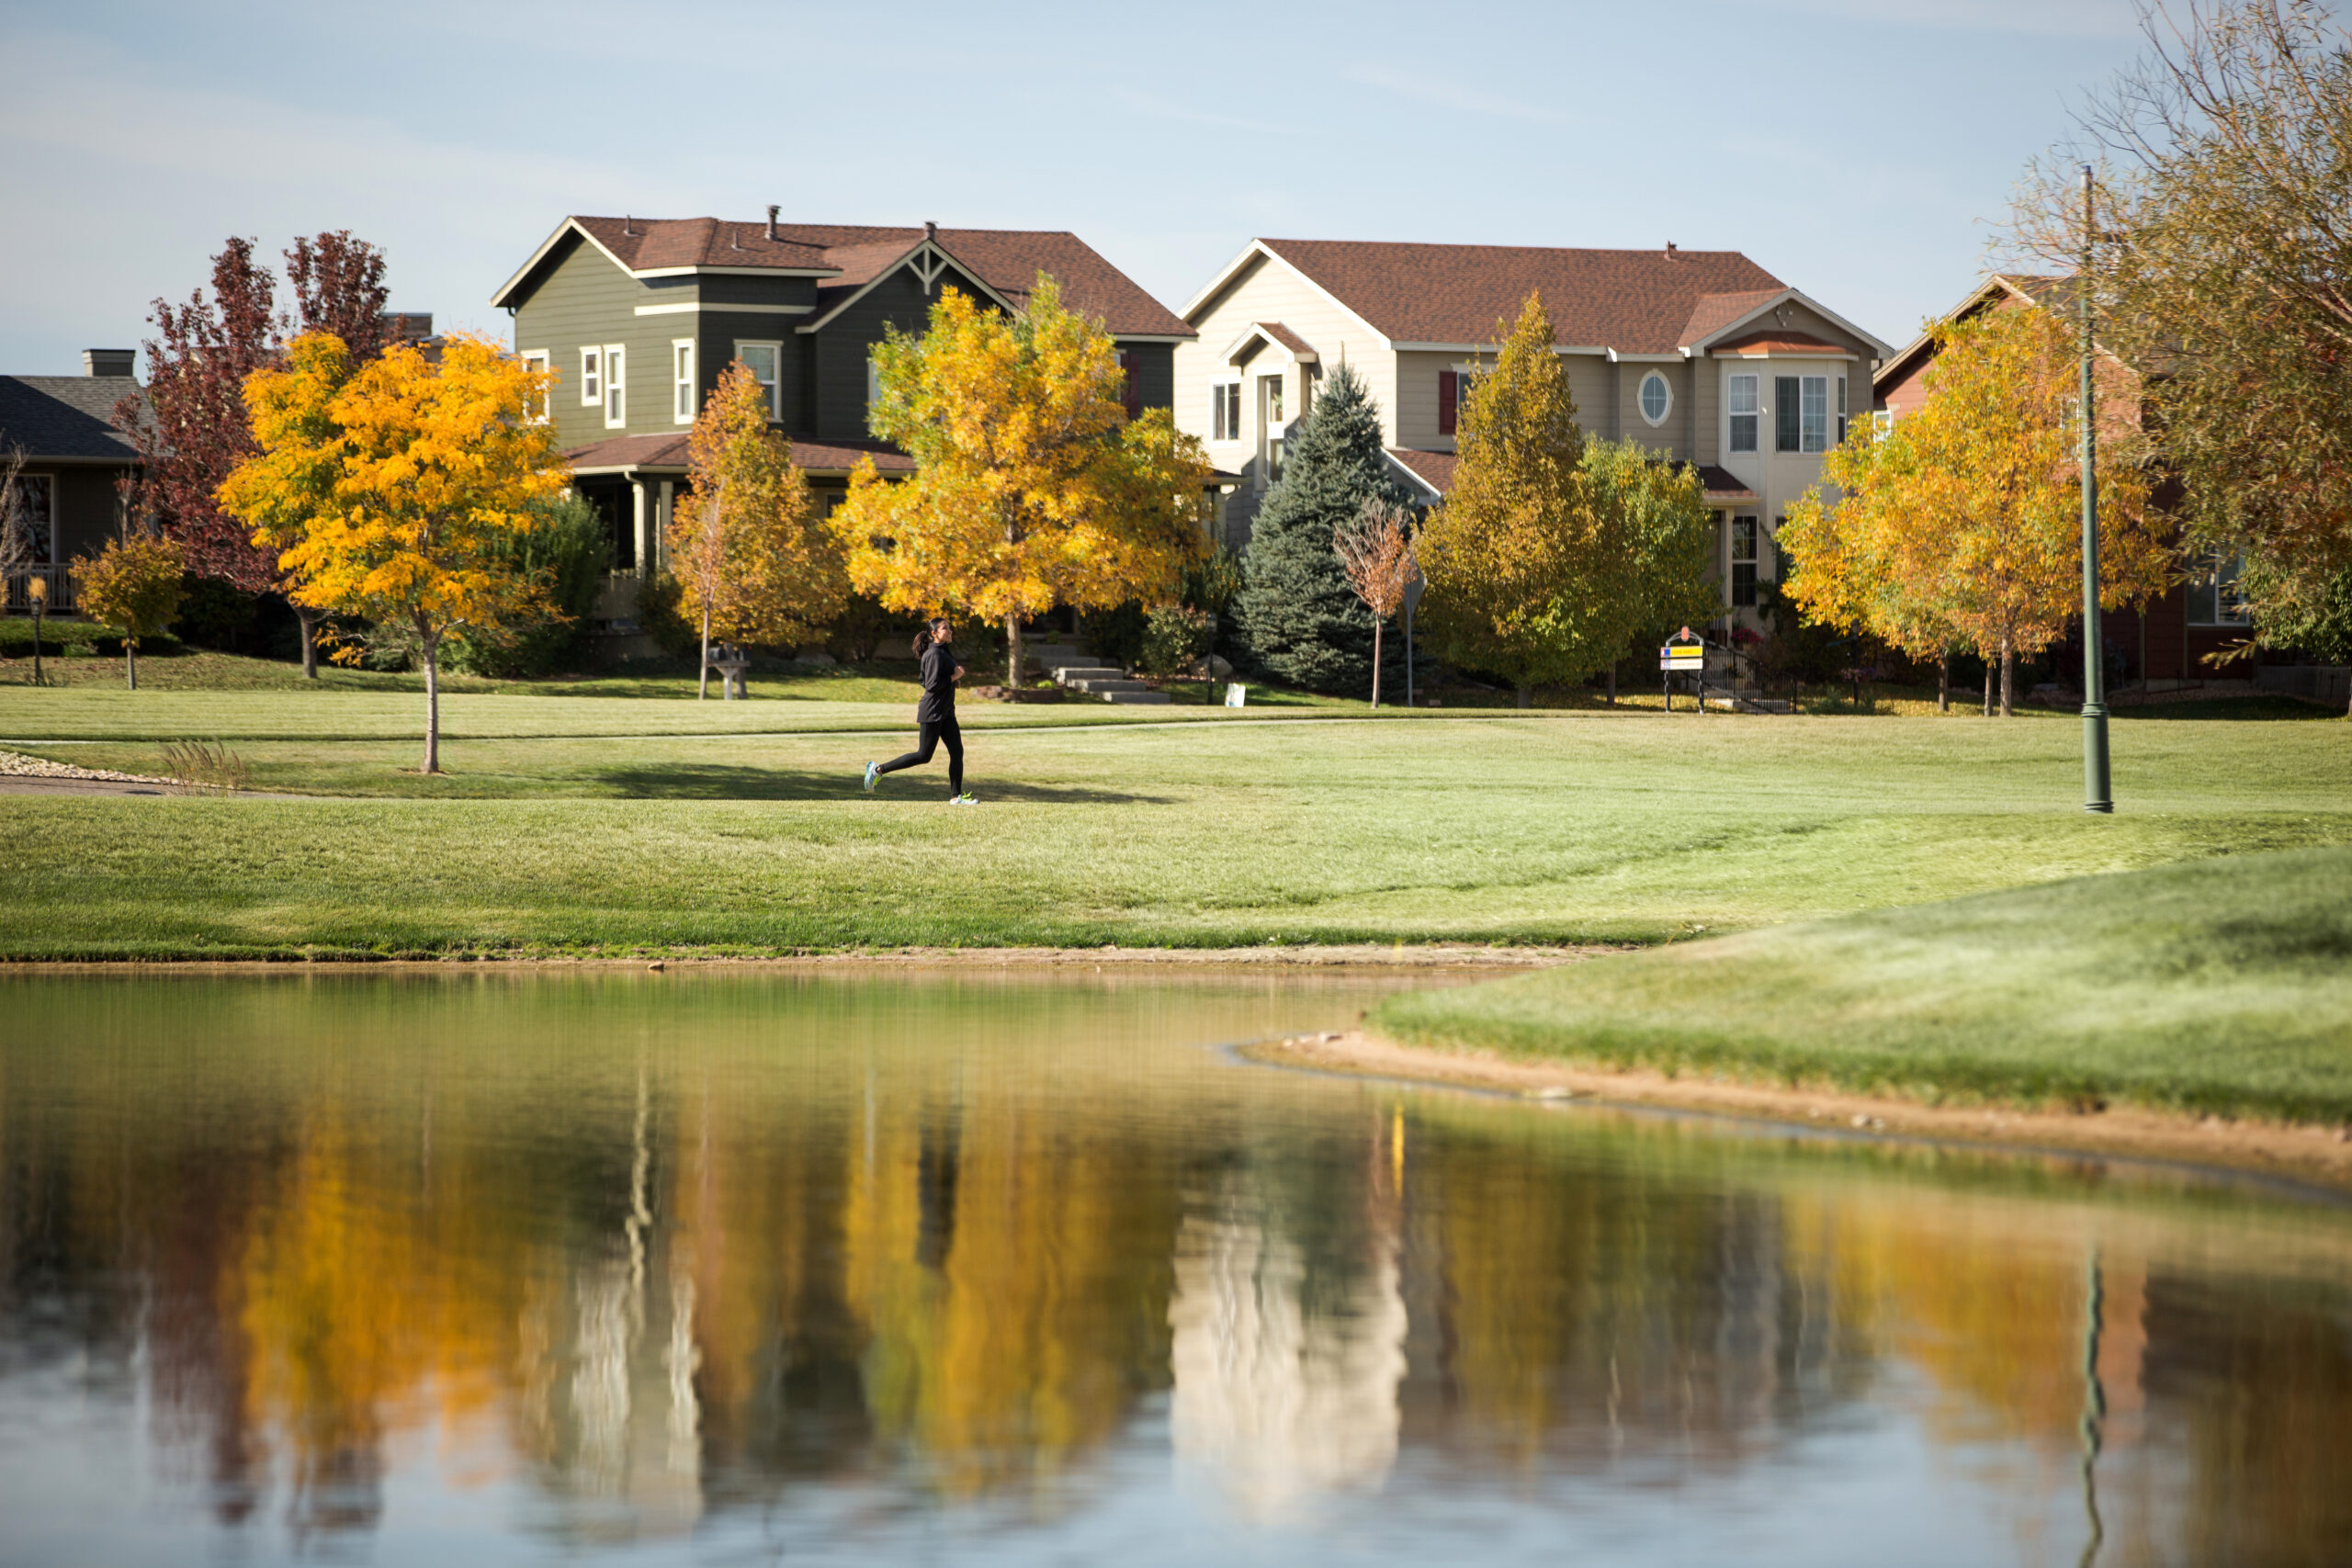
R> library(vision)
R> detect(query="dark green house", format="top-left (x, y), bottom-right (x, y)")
top-left (492, 213), bottom-right (1194, 610)
top-left (0, 351), bottom-right (145, 614)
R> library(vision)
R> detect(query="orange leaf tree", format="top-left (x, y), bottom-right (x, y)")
top-left (220, 332), bottom-right (565, 772)
top-left (71, 535), bottom-right (185, 692)
top-left (1781, 307), bottom-right (2171, 715)
top-left (1332, 500), bottom-right (1420, 707)
top-left (829, 277), bottom-right (1212, 689)
top-left (670, 358), bottom-right (846, 698)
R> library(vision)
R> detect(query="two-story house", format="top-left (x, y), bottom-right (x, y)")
top-left (1172, 239), bottom-right (1891, 630)
top-left (492, 214), bottom-right (1195, 610)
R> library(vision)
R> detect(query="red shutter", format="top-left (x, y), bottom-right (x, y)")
top-left (1120, 350), bottom-right (1141, 419)
top-left (1439, 370), bottom-right (1457, 435)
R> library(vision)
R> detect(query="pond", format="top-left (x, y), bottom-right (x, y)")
top-left (0, 968), bottom-right (2347, 1567)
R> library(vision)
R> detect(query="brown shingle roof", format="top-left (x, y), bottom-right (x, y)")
top-left (1385, 447), bottom-right (1457, 495)
top-left (1711, 330), bottom-right (1849, 356)
top-left (563, 218), bottom-right (1192, 338)
top-left (563, 432), bottom-right (915, 478)
top-left (1259, 241), bottom-right (1784, 353)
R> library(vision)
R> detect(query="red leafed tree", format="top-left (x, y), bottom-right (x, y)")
top-left (115, 231), bottom-right (391, 677)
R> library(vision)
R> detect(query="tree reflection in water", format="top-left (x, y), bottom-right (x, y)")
top-left (1, 969), bottom-right (2348, 1565)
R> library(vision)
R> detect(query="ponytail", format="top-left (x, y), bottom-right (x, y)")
top-left (911, 617), bottom-right (948, 659)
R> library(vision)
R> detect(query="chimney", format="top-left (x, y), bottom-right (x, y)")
top-left (766, 204), bottom-right (779, 241)
top-left (378, 312), bottom-right (434, 345)
top-left (623, 214), bottom-right (635, 236)
top-left (83, 348), bottom-right (136, 378)
top-left (1665, 241), bottom-right (1679, 259)
top-left (924, 220), bottom-right (937, 243)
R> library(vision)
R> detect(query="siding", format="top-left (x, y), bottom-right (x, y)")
top-left (805, 263), bottom-right (975, 442)
top-left (1175, 251), bottom-right (1396, 545)
top-left (51, 468), bottom-right (124, 561)
top-left (512, 231), bottom-right (692, 450)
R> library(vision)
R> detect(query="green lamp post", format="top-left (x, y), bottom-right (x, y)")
top-left (2080, 165), bottom-right (2113, 815)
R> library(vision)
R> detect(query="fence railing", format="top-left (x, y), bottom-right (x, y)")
top-left (4, 567), bottom-right (76, 615)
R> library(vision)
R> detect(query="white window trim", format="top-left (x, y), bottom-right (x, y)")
top-left (580, 345), bottom-right (602, 408)
top-left (1210, 378), bottom-right (1241, 443)
top-left (735, 339), bottom-right (784, 421)
top-left (1638, 370), bottom-right (1673, 427)
top-left (521, 350), bottom-right (550, 424)
top-left (672, 338), bottom-right (696, 424)
top-left (603, 343), bottom-right (627, 430)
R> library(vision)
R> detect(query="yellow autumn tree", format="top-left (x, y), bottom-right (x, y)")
top-left (221, 332), bottom-right (565, 771)
top-left (1417, 291), bottom-right (1646, 706)
top-left (829, 277), bottom-right (1213, 688)
top-left (71, 535), bottom-right (185, 691)
top-left (670, 357), bottom-right (845, 698)
top-left (1783, 307), bottom-right (2170, 716)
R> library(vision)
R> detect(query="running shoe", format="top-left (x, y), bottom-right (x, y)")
top-left (862, 761), bottom-right (878, 793)
top-left (950, 793), bottom-right (978, 807)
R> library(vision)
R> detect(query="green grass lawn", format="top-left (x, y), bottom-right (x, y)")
top-left (0, 672), bottom-right (2341, 956)
top-left (1370, 847), bottom-right (2352, 1125)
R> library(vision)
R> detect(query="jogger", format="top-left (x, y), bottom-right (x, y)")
top-left (865, 617), bottom-right (975, 803)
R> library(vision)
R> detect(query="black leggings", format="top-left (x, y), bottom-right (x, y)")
top-left (876, 719), bottom-right (963, 795)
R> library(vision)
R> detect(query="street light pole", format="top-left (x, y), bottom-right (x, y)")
top-left (2080, 165), bottom-right (2113, 814)
top-left (27, 574), bottom-right (45, 687)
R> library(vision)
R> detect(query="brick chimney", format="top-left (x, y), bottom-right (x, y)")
top-left (83, 349), bottom-right (135, 378)
top-left (766, 205), bottom-right (779, 241)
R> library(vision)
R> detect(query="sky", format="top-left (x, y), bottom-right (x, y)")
top-left (1, 0), bottom-right (2171, 374)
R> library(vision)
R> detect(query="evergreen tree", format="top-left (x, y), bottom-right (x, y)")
top-left (1232, 362), bottom-right (1410, 692)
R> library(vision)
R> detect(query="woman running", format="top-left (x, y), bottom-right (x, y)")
top-left (864, 617), bottom-right (976, 804)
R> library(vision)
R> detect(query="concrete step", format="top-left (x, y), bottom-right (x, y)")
top-left (1069, 677), bottom-right (1150, 694)
top-left (1055, 669), bottom-right (1128, 687)
top-left (1102, 690), bottom-right (1171, 705)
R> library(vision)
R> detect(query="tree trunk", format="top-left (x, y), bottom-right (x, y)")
top-left (1938, 653), bottom-right (1950, 714)
top-left (125, 640), bottom-right (137, 692)
top-left (422, 632), bottom-right (442, 774)
top-left (1607, 663), bottom-right (1616, 707)
top-left (697, 604), bottom-right (712, 701)
top-left (1370, 622), bottom-right (1383, 708)
top-left (1998, 633), bottom-right (2015, 718)
top-left (297, 607), bottom-right (322, 680)
top-left (1516, 681), bottom-right (1531, 710)
top-left (1983, 661), bottom-right (1993, 716)
top-left (1005, 614), bottom-right (1024, 692)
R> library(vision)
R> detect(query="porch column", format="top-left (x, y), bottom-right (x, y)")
top-left (630, 479), bottom-right (650, 575)
top-left (655, 480), bottom-right (673, 572)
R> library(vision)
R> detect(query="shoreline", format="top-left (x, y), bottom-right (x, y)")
top-left (1256, 1030), bottom-right (2352, 1195)
top-left (0, 943), bottom-right (1611, 972)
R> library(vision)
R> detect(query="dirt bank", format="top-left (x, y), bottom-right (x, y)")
top-left (1257, 1030), bottom-right (2352, 1195)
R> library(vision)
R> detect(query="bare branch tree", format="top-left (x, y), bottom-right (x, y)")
top-left (1333, 499), bottom-right (1421, 707)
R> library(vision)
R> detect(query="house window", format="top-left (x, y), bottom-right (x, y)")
top-left (2187, 551), bottom-right (2251, 626)
top-left (1837, 376), bottom-right (1848, 445)
top-left (1872, 409), bottom-right (1895, 434)
top-left (1119, 349), bottom-right (1141, 420)
top-left (1731, 514), bottom-right (1758, 607)
top-left (1258, 374), bottom-right (1284, 486)
top-left (735, 341), bottom-right (782, 420)
top-left (1639, 371), bottom-right (1671, 426)
top-left (673, 339), bottom-right (695, 424)
top-left (1801, 376), bottom-right (1828, 453)
top-left (1211, 380), bottom-right (1240, 441)
top-left (8, 474), bottom-right (53, 562)
top-left (520, 351), bottom-right (549, 423)
top-left (1301, 362), bottom-right (1321, 419)
top-left (1728, 373), bottom-right (1758, 453)
top-left (580, 346), bottom-right (602, 408)
top-left (1775, 376), bottom-right (1801, 452)
top-left (1261, 374), bottom-right (1284, 427)
top-left (602, 344), bottom-right (626, 429)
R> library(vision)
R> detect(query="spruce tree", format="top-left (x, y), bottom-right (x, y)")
top-left (1232, 362), bottom-right (1411, 693)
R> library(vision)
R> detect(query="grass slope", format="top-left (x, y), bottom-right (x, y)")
top-left (1373, 848), bottom-right (2352, 1124)
top-left (0, 688), bottom-right (2342, 957)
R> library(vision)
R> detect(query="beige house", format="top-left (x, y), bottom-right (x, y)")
top-left (1174, 239), bottom-right (1892, 627)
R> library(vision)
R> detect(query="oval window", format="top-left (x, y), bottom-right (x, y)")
top-left (1639, 372), bottom-right (1671, 425)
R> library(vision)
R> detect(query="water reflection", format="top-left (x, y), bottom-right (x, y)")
top-left (1, 969), bottom-right (2348, 1565)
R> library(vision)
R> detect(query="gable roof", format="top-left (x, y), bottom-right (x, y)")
top-left (0, 377), bottom-right (146, 462)
top-left (1873, 273), bottom-right (2120, 396)
top-left (1244, 240), bottom-right (1788, 353)
top-left (496, 218), bottom-right (1193, 338)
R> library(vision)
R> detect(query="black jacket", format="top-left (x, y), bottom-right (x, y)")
top-left (917, 642), bottom-right (957, 725)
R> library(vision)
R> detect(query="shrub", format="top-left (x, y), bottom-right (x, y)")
top-left (445, 493), bottom-right (614, 677)
top-left (1138, 604), bottom-right (1214, 680)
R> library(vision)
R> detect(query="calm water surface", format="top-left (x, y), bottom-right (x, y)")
top-left (1, 969), bottom-right (2348, 1567)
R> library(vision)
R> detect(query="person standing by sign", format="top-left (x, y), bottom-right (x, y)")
top-left (865, 618), bottom-right (977, 804)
